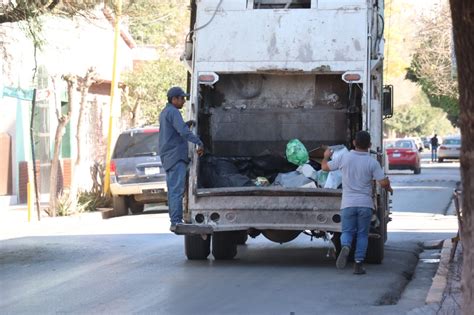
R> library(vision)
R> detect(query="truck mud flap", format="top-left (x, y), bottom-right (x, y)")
top-left (174, 224), bottom-right (214, 235)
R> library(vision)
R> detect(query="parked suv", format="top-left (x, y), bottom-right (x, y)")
top-left (110, 127), bottom-right (167, 215)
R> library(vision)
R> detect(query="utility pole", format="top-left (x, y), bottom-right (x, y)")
top-left (104, 0), bottom-right (122, 194)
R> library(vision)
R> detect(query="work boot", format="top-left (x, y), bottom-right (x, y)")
top-left (336, 246), bottom-right (350, 269)
top-left (169, 221), bottom-right (183, 233)
top-left (353, 261), bottom-right (366, 275)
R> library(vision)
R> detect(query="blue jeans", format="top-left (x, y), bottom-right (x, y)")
top-left (431, 147), bottom-right (438, 161)
top-left (165, 161), bottom-right (187, 225)
top-left (341, 207), bottom-right (372, 262)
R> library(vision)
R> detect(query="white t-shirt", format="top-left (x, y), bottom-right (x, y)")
top-left (328, 150), bottom-right (385, 209)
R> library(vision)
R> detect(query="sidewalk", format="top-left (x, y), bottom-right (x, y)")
top-left (407, 196), bottom-right (463, 315)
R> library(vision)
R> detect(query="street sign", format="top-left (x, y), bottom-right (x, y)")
top-left (2, 86), bottom-right (34, 101)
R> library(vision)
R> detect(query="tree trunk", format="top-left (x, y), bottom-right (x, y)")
top-left (69, 68), bottom-right (96, 212)
top-left (48, 76), bottom-right (75, 217)
top-left (449, 1), bottom-right (474, 312)
top-left (121, 87), bottom-right (141, 128)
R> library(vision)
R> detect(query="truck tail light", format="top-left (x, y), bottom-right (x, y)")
top-left (342, 72), bottom-right (362, 82)
top-left (110, 160), bottom-right (116, 175)
top-left (198, 72), bottom-right (219, 85)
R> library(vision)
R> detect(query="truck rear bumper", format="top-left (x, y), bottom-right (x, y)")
top-left (184, 209), bottom-right (343, 233)
top-left (175, 224), bottom-right (214, 235)
top-left (110, 181), bottom-right (167, 196)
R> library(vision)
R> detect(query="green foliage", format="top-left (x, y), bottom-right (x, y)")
top-left (124, 0), bottom-right (189, 47)
top-left (384, 95), bottom-right (456, 137)
top-left (122, 0), bottom-right (189, 125)
top-left (78, 190), bottom-right (112, 212)
top-left (56, 191), bottom-right (90, 216)
top-left (123, 58), bottom-right (187, 125)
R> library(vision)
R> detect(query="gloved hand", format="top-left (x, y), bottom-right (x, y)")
top-left (185, 120), bottom-right (196, 128)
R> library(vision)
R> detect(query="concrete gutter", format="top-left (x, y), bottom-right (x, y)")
top-left (425, 238), bottom-right (453, 304)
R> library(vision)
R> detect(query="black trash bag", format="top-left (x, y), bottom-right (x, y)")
top-left (199, 155), bottom-right (254, 188)
top-left (251, 154), bottom-right (298, 182)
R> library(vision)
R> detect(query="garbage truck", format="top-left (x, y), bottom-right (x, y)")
top-left (176, 0), bottom-right (394, 263)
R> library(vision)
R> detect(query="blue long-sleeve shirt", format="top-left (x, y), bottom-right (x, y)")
top-left (158, 103), bottom-right (203, 171)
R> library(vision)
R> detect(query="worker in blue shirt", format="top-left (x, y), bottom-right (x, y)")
top-left (159, 87), bottom-right (204, 232)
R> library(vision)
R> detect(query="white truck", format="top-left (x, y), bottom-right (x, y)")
top-left (176, 0), bottom-right (393, 263)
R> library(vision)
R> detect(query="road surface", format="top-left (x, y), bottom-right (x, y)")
top-left (0, 154), bottom-right (460, 314)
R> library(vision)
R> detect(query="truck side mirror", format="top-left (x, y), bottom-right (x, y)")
top-left (383, 85), bottom-right (393, 119)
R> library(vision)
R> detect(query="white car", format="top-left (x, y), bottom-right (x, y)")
top-left (438, 136), bottom-right (461, 162)
top-left (406, 137), bottom-right (424, 152)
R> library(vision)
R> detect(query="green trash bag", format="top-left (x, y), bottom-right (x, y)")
top-left (286, 139), bottom-right (309, 166)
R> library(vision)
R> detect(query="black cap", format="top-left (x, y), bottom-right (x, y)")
top-left (167, 86), bottom-right (189, 99)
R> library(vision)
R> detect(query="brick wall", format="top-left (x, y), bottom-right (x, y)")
top-left (63, 159), bottom-right (72, 189)
top-left (18, 159), bottom-right (72, 204)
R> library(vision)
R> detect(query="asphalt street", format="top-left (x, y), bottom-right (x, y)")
top-left (0, 153), bottom-right (460, 315)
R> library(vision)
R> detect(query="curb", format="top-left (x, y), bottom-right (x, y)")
top-left (425, 239), bottom-right (453, 304)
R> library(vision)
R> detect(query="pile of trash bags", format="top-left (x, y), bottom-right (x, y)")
top-left (199, 139), bottom-right (347, 190)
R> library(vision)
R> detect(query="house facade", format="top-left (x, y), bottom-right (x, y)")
top-left (0, 9), bottom-right (137, 205)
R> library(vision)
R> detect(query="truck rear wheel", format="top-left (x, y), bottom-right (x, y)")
top-left (366, 212), bottom-right (386, 264)
top-left (185, 234), bottom-right (211, 260)
top-left (112, 196), bottom-right (128, 216)
top-left (365, 235), bottom-right (384, 264)
top-left (331, 232), bottom-right (355, 262)
top-left (212, 232), bottom-right (238, 260)
top-left (236, 231), bottom-right (248, 245)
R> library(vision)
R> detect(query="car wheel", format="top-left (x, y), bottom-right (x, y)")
top-left (414, 166), bottom-right (421, 174)
top-left (438, 158), bottom-right (444, 163)
top-left (128, 197), bottom-right (145, 214)
top-left (112, 196), bottom-right (128, 216)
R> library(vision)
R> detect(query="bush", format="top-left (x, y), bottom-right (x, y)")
top-left (77, 190), bottom-right (112, 212)
top-left (56, 191), bottom-right (90, 216)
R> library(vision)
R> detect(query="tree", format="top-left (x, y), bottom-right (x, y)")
top-left (384, 105), bottom-right (455, 138)
top-left (48, 74), bottom-right (76, 217)
top-left (0, 1), bottom-right (102, 24)
top-left (449, 0), bottom-right (474, 312)
top-left (121, 0), bottom-right (189, 125)
top-left (122, 59), bottom-right (187, 126)
top-left (68, 68), bottom-right (97, 213)
top-left (406, 3), bottom-right (460, 126)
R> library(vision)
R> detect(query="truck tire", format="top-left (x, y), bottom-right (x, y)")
top-left (212, 232), bottom-right (238, 260)
top-left (236, 231), bottom-right (248, 245)
top-left (112, 196), bottom-right (128, 216)
top-left (331, 232), bottom-right (355, 262)
top-left (129, 198), bottom-right (144, 214)
top-left (365, 214), bottom-right (386, 264)
top-left (185, 234), bottom-right (211, 260)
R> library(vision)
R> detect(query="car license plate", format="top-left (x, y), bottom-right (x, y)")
top-left (393, 153), bottom-right (401, 158)
top-left (145, 167), bottom-right (160, 175)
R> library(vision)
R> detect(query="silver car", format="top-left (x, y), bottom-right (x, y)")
top-left (438, 136), bottom-right (461, 162)
top-left (110, 127), bottom-right (167, 215)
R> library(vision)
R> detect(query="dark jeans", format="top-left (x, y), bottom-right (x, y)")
top-left (165, 161), bottom-right (187, 225)
top-left (341, 207), bottom-right (372, 262)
